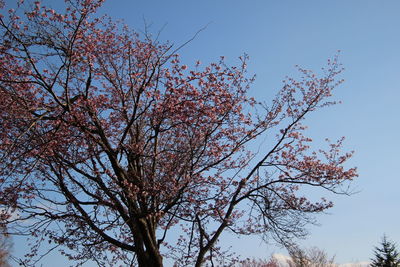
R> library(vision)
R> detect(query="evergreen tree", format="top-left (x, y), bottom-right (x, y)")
top-left (371, 236), bottom-right (400, 267)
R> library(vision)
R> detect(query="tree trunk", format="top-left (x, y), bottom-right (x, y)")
top-left (194, 250), bottom-right (206, 267)
top-left (133, 218), bottom-right (163, 267)
top-left (137, 250), bottom-right (163, 267)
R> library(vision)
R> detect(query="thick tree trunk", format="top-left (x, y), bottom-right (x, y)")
top-left (136, 251), bottom-right (163, 267)
top-left (194, 250), bottom-right (206, 267)
top-left (133, 217), bottom-right (163, 267)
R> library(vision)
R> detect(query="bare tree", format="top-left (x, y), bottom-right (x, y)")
top-left (0, 228), bottom-right (12, 267)
top-left (287, 246), bottom-right (337, 267)
top-left (239, 257), bottom-right (280, 267)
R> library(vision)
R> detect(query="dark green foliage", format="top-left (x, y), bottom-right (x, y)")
top-left (371, 236), bottom-right (400, 267)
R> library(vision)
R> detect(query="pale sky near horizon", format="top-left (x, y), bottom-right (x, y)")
top-left (6, 0), bottom-right (400, 266)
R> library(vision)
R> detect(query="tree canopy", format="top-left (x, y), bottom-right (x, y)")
top-left (0, 0), bottom-right (357, 266)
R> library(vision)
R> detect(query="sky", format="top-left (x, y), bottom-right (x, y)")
top-left (5, 0), bottom-right (400, 266)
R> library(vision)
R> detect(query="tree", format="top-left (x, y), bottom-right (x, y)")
top-left (239, 257), bottom-right (279, 267)
top-left (287, 245), bottom-right (337, 267)
top-left (371, 236), bottom-right (400, 267)
top-left (0, 227), bottom-right (12, 267)
top-left (0, 237), bottom-right (11, 267)
top-left (0, 0), bottom-right (357, 266)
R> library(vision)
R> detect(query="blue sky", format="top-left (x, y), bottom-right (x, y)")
top-left (7, 0), bottom-right (400, 265)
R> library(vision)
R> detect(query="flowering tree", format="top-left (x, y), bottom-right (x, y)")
top-left (0, 0), bottom-right (357, 266)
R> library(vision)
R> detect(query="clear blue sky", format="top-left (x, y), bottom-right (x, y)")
top-left (8, 0), bottom-right (400, 265)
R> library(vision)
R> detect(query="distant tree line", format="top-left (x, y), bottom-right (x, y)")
top-left (238, 235), bottom-right (400, 267)
top-left (2, 234), bottom-right (399, 266)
